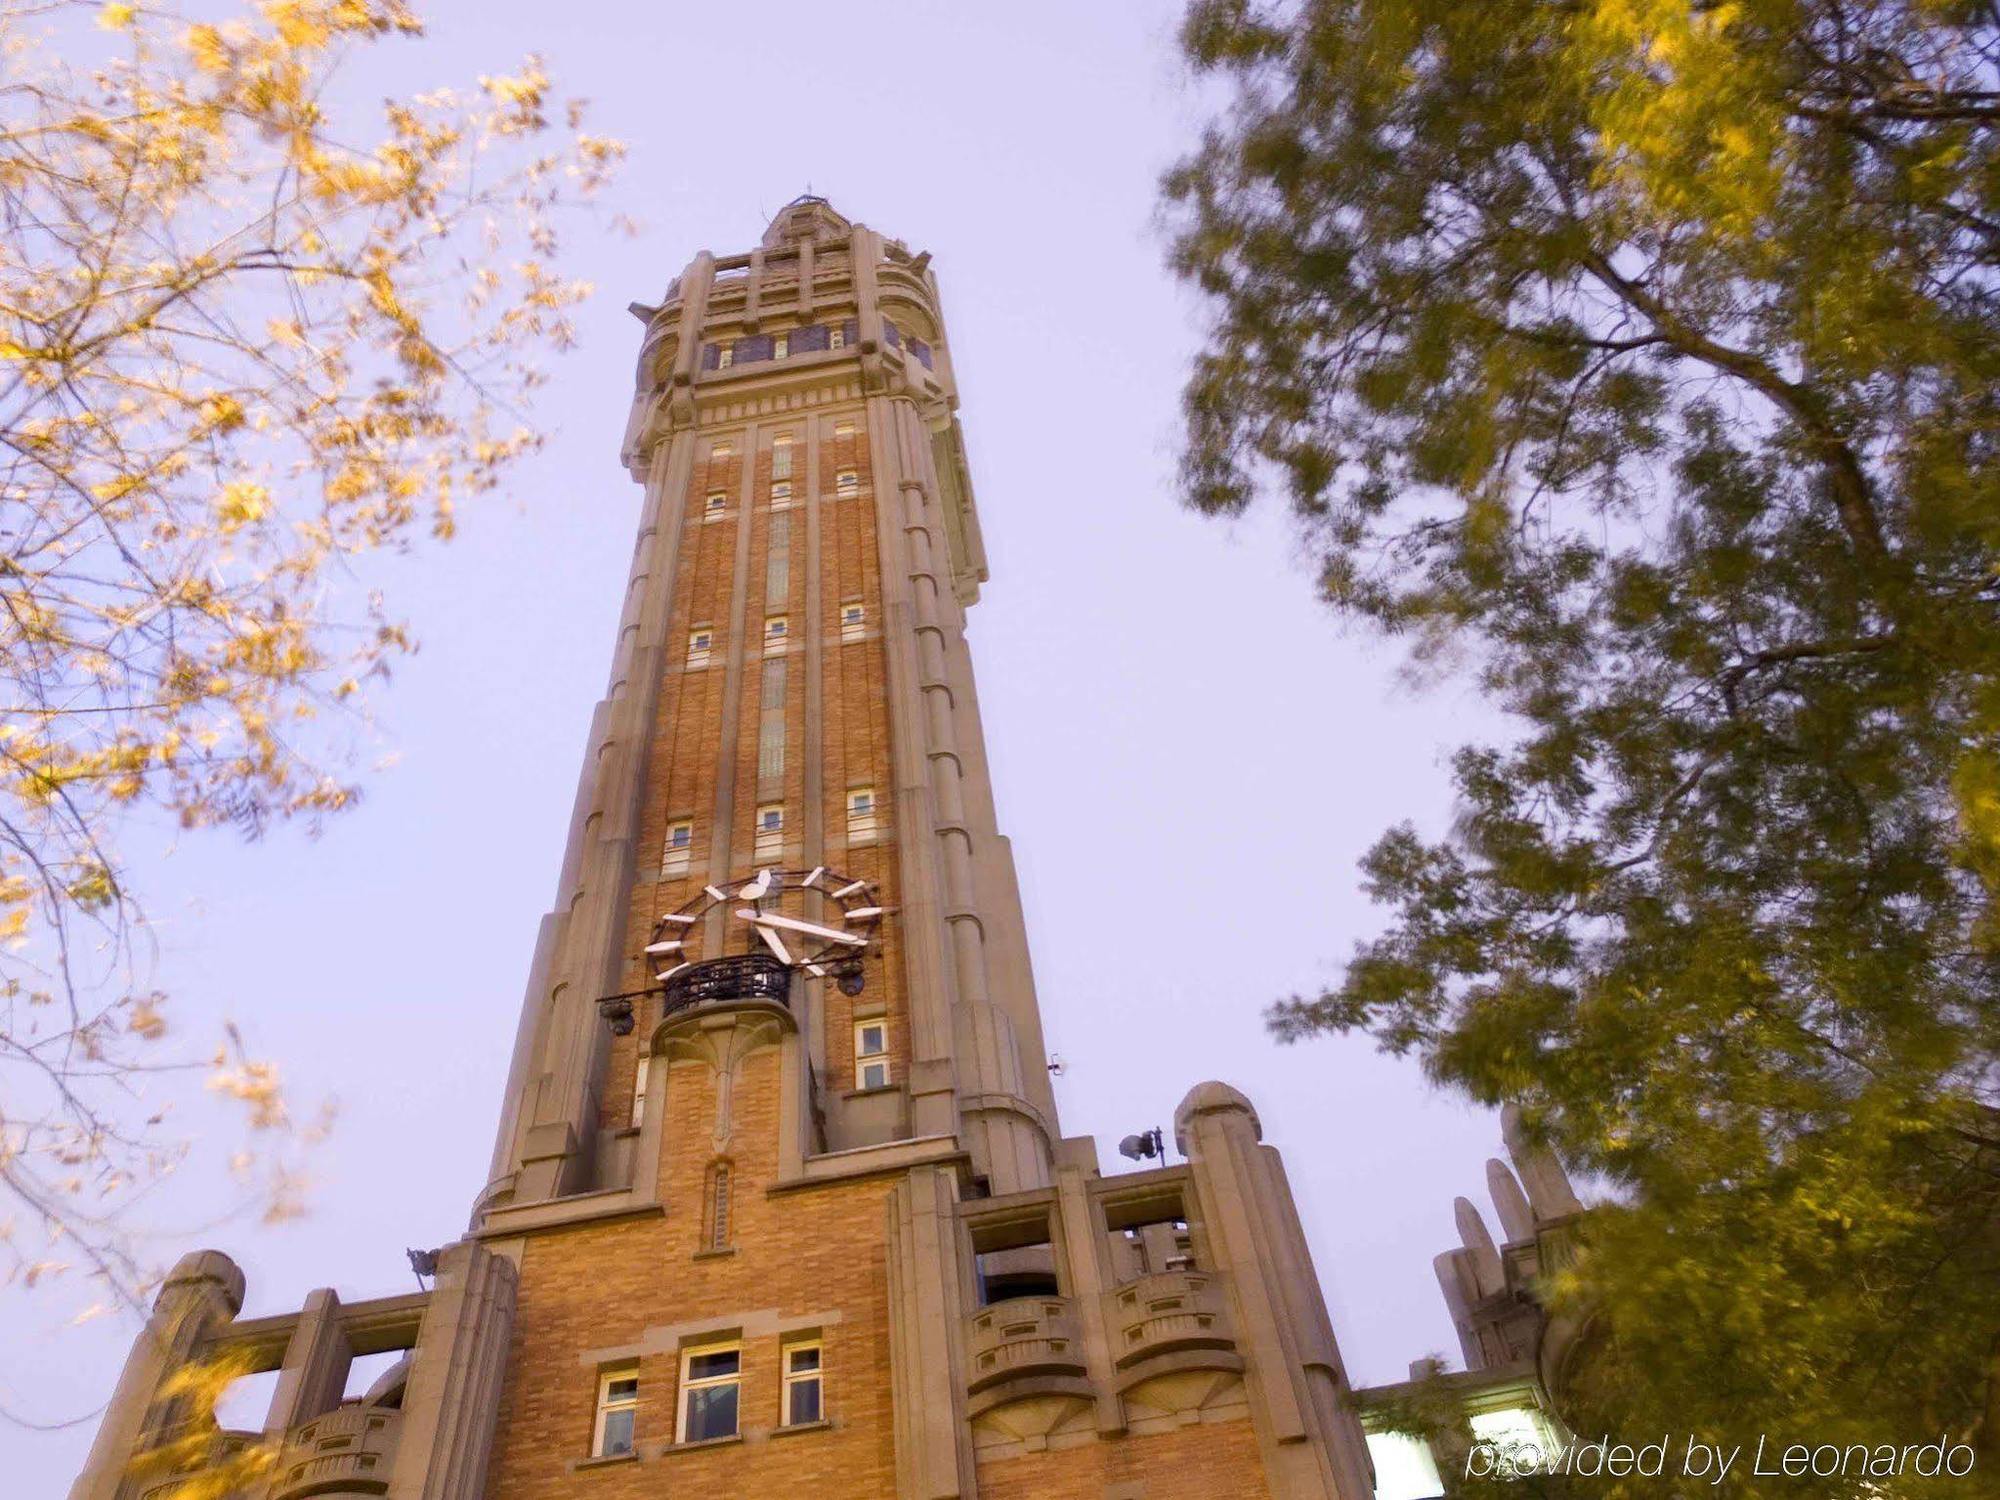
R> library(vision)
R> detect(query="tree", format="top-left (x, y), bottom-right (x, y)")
top-left (0, 0), bottom-right (619, 1317)
top-left (1166, 0), bottom-right (2000, 1479)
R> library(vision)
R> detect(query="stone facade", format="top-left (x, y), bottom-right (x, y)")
top-left (71, 197), bottom-right (1492, 1500)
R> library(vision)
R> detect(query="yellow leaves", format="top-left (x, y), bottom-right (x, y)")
top-left (184, 24), bottom-right (232, 74)
top-left (97, 3), bottom-right (137, 30)
top-left (214, 479), bottom-right (271, 531)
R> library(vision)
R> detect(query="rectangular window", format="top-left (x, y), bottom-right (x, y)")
top-left (834, 470), bottom-right (858, 498)
top-left (661, 818), bottom-right (693, 876)
top-left (677, 1345), bottom-right (740, 1444)
top-left (766, 516), bottom-right (790, 604)
top-left (717, 345), bottom-right (734, 369)
top-left (846, 786), bottom-right (877, 844)
top-left (630, 1051), bottom-right (651, 1129)
top-left (770, 480), bottom-right (793, 508)
top-left (686, 630), bottom-right (713, 670)
top-left (839, 602), bottom-right (866, 642)
top-left (758, 661), bottom-right (786, 782)
top-left (703, 491), bottom-right (727, 523)
top-left (829, 325), bottom-right (846, 350)
top-left (771, 436), bottom-right (794, 479)
top-left (773, 332), bottom-right (789, 359)
top-left (594, 1369), bottom-right (639, 1457)
top-left (782, 1344), bottom-right (823, 1427)
top-left (754, 804), bottom-right (785, 860)
top-left (763, 615), bottom-right (789, 655)
top-left (855, 1020), bottom-right (889, 1091)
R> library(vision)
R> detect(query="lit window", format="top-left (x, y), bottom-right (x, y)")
top-left (771, 435), bottom-right (794, 479)
top-left (764, 615), bottom-right (789, 655)
top-left (677, 1345), bottom-right (740, 1444)
top-left (829, 326), bottom-right (846, 350)
top-left (773, 333), bottom-right (789, 359)
top-left (704, 491), bottom-right (727, 523)
top-left (846, 787), bottom-right (877, 843)
top-left (839, 602), bottom-right (866, 642)
top-left (630, 1051), bottom-right (651, 1129)
top-left (834, 470), bottom-right (858, 498)
top-left (770, 480), bottom-right (793, 508)
top-left (1365, 1431), bottom-right (1444, 1500)
top-left (661, 819), bottom-right (693, 876)
top-left (833, 419), bottom-right (855, 437)
top-left (855, 1019), bottom-right (889, 1090)
top-left (717, 345), bottom-right (734, 369)
top-left (686, 630), bottom-right (713, 669)
top-left (755, 804), bottom-right (784, 860)
top-left (782, 1344), bottom-right (823, 1427)
top-left (593, 1369), bottom-right (639, 1458)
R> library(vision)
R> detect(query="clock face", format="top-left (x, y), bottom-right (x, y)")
top-left (644, 865), bottom-right (883, 987)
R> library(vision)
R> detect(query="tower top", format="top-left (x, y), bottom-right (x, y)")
top-left (762, 193), bottom-right (851, 249)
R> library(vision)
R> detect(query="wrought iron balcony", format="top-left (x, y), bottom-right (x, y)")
top-left (598, 952), bottom-right (792, 1035)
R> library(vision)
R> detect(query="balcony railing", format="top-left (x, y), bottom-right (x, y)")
top-left (270, 1404), bottom-right (401, 1500)
top-left (964, 1295), bottom-right (1086, 1395)
top-left (599, 953), bottom-right (792, 1036)
top-left (1104, 1269), bottom-right (1237, 1374)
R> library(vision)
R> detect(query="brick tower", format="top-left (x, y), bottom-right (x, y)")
top-left (72, 199), bottom-right (1389, 1500)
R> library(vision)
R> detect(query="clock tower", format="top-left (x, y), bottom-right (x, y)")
top-left (72, 198), bottom-right (1388, 1500)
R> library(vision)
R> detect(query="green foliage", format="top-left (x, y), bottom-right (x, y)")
top-left (1167, 0), bottom-right (2000, 1481)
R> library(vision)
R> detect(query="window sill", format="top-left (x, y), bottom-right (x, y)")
top-left (663, 1433), bottom-right (745, 1456)
top-left (772, 1419), bottom-right (833, 1440)
top-left (573, 1450), bottom-right (638, 1472)
top-left (691, 1245), bottom-right (737, 1261)
top-left (842, 1084), bottom-right (900, 1101)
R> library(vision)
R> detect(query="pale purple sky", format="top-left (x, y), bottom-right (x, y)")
top-left (8, 3), bottom-right (1510, 1485)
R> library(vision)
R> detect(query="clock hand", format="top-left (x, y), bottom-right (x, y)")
top-left (753, 923), bottom-right (794, 965)
top-left (732, 908), bottom-right (869, 946)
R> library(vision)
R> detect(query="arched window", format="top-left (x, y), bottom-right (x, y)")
top-left (703, 1159), bottom-right (732, 1252)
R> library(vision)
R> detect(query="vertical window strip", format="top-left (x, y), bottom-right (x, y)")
top-left (758, 660), bottom-right (786, 781)
top-left (766, 514), bottom-right (790, 605)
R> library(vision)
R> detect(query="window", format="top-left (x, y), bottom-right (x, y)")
top-left (754, 804), bottom-right (784, 860)
top-left (630, 1051), bottom-right (651, 1129)
top-left (704, 491), bottom-right (727, 523)
top-left (703, 1159), bottom-right (731, 1251)
top-left (758, 661), bottom-right (786, 782)
top-left (712, 441), bottom-right (734, 458)
top-left (686, 630), bottom-right (713, 669)
top-left (782, 1344), bottom-right (823, 1427)
top-left (717, 345), bottom-right (734, 369)
top-left (846, 787), bottom-right (877, 843)
top-left (833, 419), bottom-right (855, 437)
top-left (839, 602), bottom-right (866, 642)
top-left (593, 1369), bottom-right (639, 1457)
top-left (770, 480), bottom-right (793, 508)
top-left (766, 516), bottom-right (790, 604)
top-left (771, 436), bottom-right (794, 479)
top-left (763, 615), bottom-right (789, 655)
top-left (834, 469), bottom-right (859, 498)
top-left (855, 1019), bottom-right (889, 1091)
top-left (661, 819), bottom-right (693, 876)
top-left (773, 332), bottom-right (789, 359)
top-left (829, 325), bottom-right (846, 350)
top-left (676, 1345), bottom-right (740, 1444)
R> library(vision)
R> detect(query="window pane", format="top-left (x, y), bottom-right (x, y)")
top-left (607, 1376), bottom-right (639, 1400)
top-left (861, 1060), bottom-right (889, 1090)
top-left (685, 1382), bottom-right (738, 1442)
top-left (859, 1025), bottom-right (885, 1055)
top-left (600, 1405), bottom-right (635, 1456)
top-left (787, 1347), bottom-right (820, 1374)
top-left (787, 1378), bottom-right (821, 1426)
top-left (687, 1350), bottom-right (740, 1381)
